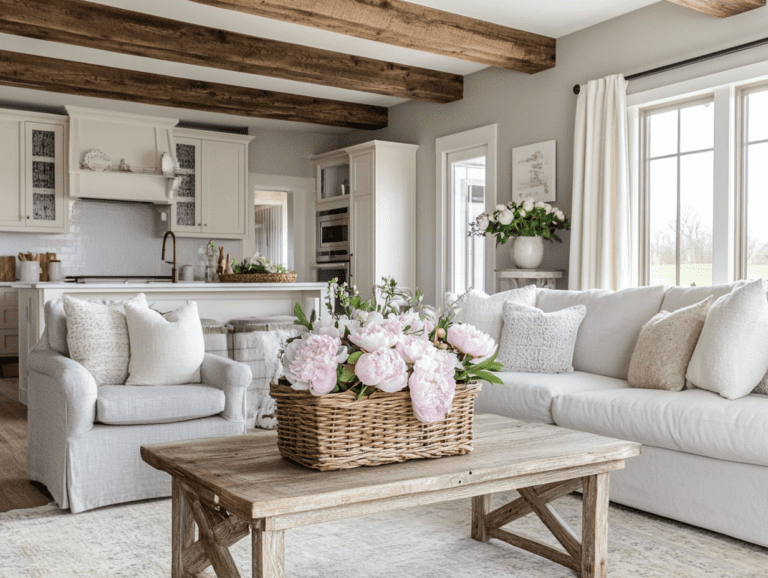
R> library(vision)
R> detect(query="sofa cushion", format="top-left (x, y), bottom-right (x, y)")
top-left (44, 298), bottom-right (69, 356)
top-left (96, 384), bottom-right (225, 425)
top-left (498, 302), bottom-right (586, 373)
top-left (475, 371), bottom-right (630, 424)
top-left (536, 286), bottom-right (667, 380)
top-left (627, 297), bottom-right (711, 392)
top-left (63, 293), bottom-right (149, 386)
top-left (659, 280), bottom-right (747, 313)
top-left (686, 279), bottom-right (768, 400)
top-left (125, 301), bottom-right (205, 386)
top-left (552, 387), bottom-right (768, 467)
top-left (450, 285), bottom-right (536, 344)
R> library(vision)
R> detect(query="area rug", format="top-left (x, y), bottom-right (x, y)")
top-left (1, 493), bottom-right (766, 578)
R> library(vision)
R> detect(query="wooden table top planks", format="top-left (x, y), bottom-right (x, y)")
top-left (141, 414), bottom-right (641, 523)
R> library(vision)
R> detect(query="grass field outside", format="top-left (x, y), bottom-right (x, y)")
top-left (650, 264), bottom-right (768, 286)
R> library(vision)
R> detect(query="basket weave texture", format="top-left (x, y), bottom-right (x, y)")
top-left (218, 272), bottom-right (297, 283)
top-left (269, 381), bottom-right (481, 471)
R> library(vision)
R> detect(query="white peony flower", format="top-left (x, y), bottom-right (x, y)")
top-left (554, 209), bottom-right (565, 221)
top-left (497, 209), bottom-right (514, 225)
top-left (495, 204), bottom-right (506, 212)
top-left (544, 204), bottom-right (553, 214)
top-left (522, 200), bottom-right (534, 212)
top-left (535, 201), bottom-right (546, 209)
top-left (476, 214), bottom-right (490, 230)
top-left (519, 209), bottom-right (526, 218)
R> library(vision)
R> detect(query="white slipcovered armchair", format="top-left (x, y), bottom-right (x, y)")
top-left (26, 298), bottom-right (251, 513)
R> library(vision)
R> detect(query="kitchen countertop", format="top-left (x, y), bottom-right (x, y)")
top-left (12, 281), bottom-right (325, 290)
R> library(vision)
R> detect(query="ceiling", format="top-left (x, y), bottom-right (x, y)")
top-left (0, 0), bottom-right (663, 133)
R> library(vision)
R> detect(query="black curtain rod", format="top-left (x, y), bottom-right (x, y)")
top-left (572, 35), bottom-right (768, 95)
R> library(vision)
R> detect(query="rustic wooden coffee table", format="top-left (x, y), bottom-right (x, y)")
top-left (141, 414), bottom-right (640, 578)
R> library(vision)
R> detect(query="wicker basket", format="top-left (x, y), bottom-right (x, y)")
top-left (269, 381), bottom-right (481, 471)
top-left (218, 272), bottom-right (297, 283)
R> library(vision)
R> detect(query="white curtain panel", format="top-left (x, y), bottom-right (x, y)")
top-left (569, 74), bottom-right (632, 290)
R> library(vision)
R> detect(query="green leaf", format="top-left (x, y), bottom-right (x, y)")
top-left (338, 367), bottom-right (355, 383)
top-left (293, 302), bottom-right (312, 330)
top-left (470, 370), bottom-right (504, 384)
top-left (348, 351), bottom-right (363, 364)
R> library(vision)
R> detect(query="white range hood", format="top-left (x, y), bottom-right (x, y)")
top-left (66, 106), bottom-right (179, 204)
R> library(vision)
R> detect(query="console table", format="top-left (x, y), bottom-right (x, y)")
top-left (496, 269), bottom-right (563, 292)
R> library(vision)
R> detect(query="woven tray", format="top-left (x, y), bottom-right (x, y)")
top-left (218, 272), bottom-right (297, 283)
top-left (269, 381), bottom-right (481, 471)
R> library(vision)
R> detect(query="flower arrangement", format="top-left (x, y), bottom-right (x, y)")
top-left (470, 197), bottom-right (571, 245)
top-left (281, 278), bottom-right (503, 423)
top-left (233, 252), bottom-right (289, 274)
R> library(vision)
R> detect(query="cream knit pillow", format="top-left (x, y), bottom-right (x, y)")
top-left (628, 297), bottom-right (712, 391)
top-left (125, 301), bottom-right (205, 386)
top-left (452, 284), bottom-right (537, 344)
top-left (63, 293), bottom-right (148, 385)
top-left (686, 279), bottom-right (768, 400)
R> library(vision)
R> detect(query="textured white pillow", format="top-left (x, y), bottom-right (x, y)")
top-left (125, 301), bottom-right (205, 385)
top-left (686, 279), bottom-right (768, 400)
top-left (498, 302), bottom-right (586, 373)
top-left (63, 293), bottom-right (148, 385)
top-left (451, 284), bottom-right (537, 344)
top-left (628, 297), bottom-right (712, 392)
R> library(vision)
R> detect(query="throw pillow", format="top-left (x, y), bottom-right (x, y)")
top-left (451, 284), bottom-right (537, 344)
top-left (627, 297), bottom-right (712, 392)
top-left (686, 279), bottom-right (768, 400)
top-left (497, 302), bottom-right (586, 373)
top-left (63, 293), bottom-right (148, 385)
top-left (125, 301), bottom-right (205, 385)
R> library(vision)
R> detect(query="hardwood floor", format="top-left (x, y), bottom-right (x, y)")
top-left (0, 377), bottom-right (53, 512)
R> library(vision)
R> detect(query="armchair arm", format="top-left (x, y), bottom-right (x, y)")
top-left (28, 349), bottom-right (98, 438)
top-left (200, 353), bottom-right (251, 424)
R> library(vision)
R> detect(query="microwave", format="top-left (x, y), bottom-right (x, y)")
top-left (317, 207), bottom-right (349, 252)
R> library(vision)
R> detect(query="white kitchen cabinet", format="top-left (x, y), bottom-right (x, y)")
top-left (0, 109), bottom-right (67, 232)
top-left (160, 129), bottom-right (253, 239)
top-left (313, 141), bottom-right (418, 300)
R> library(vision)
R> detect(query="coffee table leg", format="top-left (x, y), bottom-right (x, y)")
top-left (581, 472), bottom-right (610, 578)
top-left (471, 494), bottom-right (492, 542)
top-left (252, 526), bottom-right (285, 578)
top-left (172, 478), bottom-right (194, 578)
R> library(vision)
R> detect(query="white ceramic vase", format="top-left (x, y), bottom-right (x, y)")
top-left (511, 236), bottom-right (544, 269)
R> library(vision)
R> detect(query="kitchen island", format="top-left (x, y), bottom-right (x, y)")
top-left (14, 281), bottom-right (327, 405)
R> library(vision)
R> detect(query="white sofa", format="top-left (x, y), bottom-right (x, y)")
top-left (473, 281), bottom-right (768, 548)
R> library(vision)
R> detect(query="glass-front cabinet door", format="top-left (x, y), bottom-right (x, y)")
top-left (173, 137), bottom-right (202, 233)
top-left (26, 122), bottom-right (65, 229)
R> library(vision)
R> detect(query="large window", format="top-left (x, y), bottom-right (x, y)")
top-left (633, 68), bottom-right (768, 287)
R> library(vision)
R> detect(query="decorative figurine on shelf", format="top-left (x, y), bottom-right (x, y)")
top-left (118, 158), bottom-right (131, 172)
top-left (224, 254), bottom-right (234, 275)
top-left (217, 246), bottom-right (226, 278)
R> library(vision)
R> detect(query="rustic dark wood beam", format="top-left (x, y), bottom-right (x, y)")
top-left (189, 0), bottom-right (556, 73)
top-left (0, 0), bottom-right (462, 104)
top-left (667, 0), bottom-right (766, 17)
top-left (0, 50), bottom-right (388, 130)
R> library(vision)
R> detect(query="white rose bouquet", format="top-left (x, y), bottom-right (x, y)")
top-left (281, 278), bottom-right (503, 424)
top-left (233, 252), bottom-right (289, 274)
top-left (470, 197), bottom-right (570, 245)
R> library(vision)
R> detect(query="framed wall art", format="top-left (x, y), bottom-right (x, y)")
top-left (512, 140), bottom-right (556, 202)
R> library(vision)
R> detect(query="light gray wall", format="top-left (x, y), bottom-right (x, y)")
top-left (249, 128), bottom-right (340, 178)
top-left (337, 2), bottom-right (768, 302)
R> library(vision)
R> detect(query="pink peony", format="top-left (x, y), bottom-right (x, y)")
top-left (408, 350), bottom-right (458, 423)
top-left (389, 311), bottom-right (429, 335)
top-left (395, 334), bottom-right (435, 365)
top-left (349, 323), bottom-right (399, 352)
top-left (355, 348), bottom-right (408, 392)
top-left (284, 334), bottom-right (348, 396)
top-left (446, 323), bottom-right (496, 360)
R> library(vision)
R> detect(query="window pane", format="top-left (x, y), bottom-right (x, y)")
top-left (451, 156), bottom-right (485, 294)
top-left (748, 90), bottom-right (768, 143)
top-left (649, 109), bottom-right (678, 158)
top-left (649, 157), bottom-right (678, 286)
top-left (680, 102), bottom-right (714, 153)
top-left (679, 152), bottom-right (713, 286)
top-left (747, 142), bottom-right (768, 281)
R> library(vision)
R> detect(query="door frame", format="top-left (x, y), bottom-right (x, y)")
top-left (435, 124), bottom-right (497, 305)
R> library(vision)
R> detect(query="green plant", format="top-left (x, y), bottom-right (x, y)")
top-left (233, 252), bottom-right (288, 274)
top-left (469, 198), bottom-right (570, 245)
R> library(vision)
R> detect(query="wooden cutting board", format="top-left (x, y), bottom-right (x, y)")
top-left (0, 256), bottom-right (14, 282)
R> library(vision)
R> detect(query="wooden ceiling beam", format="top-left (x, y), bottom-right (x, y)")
top-left (0, 0), bottom-right (462, 104)
top-left (667, 0), bottom-right (766, 17)
top-left (189, 0), bottom-right (556, 74)
top-left (0, 50), bottom-right (388, 130)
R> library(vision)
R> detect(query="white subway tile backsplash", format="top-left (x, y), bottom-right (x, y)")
top-left (0, 199), bottom-right (242, 280)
